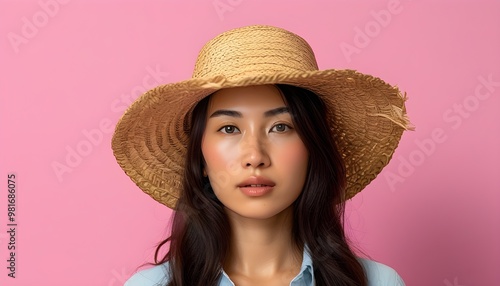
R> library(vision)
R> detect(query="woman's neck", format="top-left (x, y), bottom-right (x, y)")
top-left (223, 206), bottom-right (303, 283)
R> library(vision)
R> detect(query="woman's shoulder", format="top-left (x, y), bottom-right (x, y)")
top-left (124, 263), bottom-right (170, 286)
top-left (357, 257), bottom-right (405, 286)
top-left (123, 258), bottom-right (404, 286)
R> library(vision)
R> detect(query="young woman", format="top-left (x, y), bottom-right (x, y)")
top-left (112, 25), bottom-right (412, 286)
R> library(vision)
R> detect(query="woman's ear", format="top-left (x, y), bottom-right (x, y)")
top-left (203, 169), bottom-right (207, 177)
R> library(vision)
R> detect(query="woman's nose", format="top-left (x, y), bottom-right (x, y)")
top-left (240, 134), bottom-right (271, 169)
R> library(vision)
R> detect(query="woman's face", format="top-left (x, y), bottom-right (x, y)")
top-left (201, 85), bottom-right (309, 220)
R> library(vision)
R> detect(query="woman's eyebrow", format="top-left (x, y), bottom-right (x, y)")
top-left (209, 110), bottom-right (242, 118)
top-left (264, 106), bottom-right (289, 117)
top-left (209, 106), bottom-right (289, 118)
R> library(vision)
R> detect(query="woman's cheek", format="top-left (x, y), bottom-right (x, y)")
top-left (203, 137), bottom-right (240, 189)
top-left (275, 140), bottom-right (309, 173)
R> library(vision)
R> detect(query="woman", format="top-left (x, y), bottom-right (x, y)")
top-left (112, 25), bottom-right (412, 285)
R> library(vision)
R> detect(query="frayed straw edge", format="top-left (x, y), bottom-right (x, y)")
top-left (368, 91), bottom-right (416, 131)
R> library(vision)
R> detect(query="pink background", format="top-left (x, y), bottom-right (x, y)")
top-left (1, 0), bottom-right (499, 285)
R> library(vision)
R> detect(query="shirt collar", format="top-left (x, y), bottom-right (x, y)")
top-left (219, 246), bottom-right (315, 286)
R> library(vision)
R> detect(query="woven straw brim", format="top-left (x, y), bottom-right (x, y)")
top-left (112, 69), bottom-right (413, 209)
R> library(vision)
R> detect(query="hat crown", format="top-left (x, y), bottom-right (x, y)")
top-left (192, 25), bottom-right (319, 80)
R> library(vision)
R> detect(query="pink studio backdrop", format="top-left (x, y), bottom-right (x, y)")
top-left (1, 0), bottom-right (499, 285)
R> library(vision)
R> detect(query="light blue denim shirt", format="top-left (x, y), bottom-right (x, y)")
top-left (124, 248), bottom-right (405, 286)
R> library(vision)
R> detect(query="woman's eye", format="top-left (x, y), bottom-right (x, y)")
top-left (270, 124), bottom-right (291, 133)
top-left (219, 125), bottom-right (240, 134)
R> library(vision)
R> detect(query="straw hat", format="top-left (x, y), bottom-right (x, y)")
top-left (112, 25), bottom-right (413, 208)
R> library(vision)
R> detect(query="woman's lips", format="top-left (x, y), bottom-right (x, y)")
top-left (237, 177), bottom-right (275, 197)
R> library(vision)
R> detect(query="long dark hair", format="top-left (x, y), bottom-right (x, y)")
top-left (154, 84), bottom-right (367, 286)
